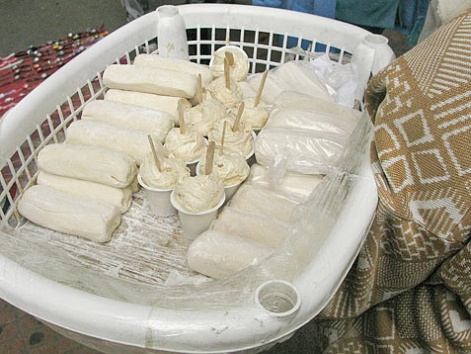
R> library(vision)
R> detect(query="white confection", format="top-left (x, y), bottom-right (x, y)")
top-left (184, 99), bottom-right (227, 136)
top-left (37, 143), bottom-right (137, 188)
top-left (209, 46), bottom-right (250, 82)
top-left (207, 118), bottom-right (254, 158)
top-left (205, 76), bottom-right (243, 108)
top-left (229, 184), bottom-right (299, 224)
top-left (82, 99), bottom-right (174, 143)
top-left (247, 163), bottom-right (324, 202)
top-left (164, 127), bottom-right (207, 163)
top-left (105, 89), bottom-right (192, 125)
top-left (248, 61), bottom-right (332, 105)
top-left (265, 107), bottom-right (359, 137)
top-left (173, 173), bottom-right (225, 213)
top-left (133, 54), bottom-right (213, 86)
top-left (198, 151), bottom-right (250, 187)
top-left (66, 120), bottom-right (150, 165)
top-left (212, 206), bottom-right (290, 247)
top-left (103, 64), bottom-right (197, 99)
top-left (274, 90), bottom-right (364, 119)
top-left (37, 171), bottom-right (133, 213)
top-left (232, 98), bottom-right (270, 130)
top-left (187, 230), bottom-right (275, 279)
top-left (18, 185), bottom-right (122, 243)
top-left (255, 127), bottom-right (347, 175)
top-left (139, 153), bottom-right (190, 190)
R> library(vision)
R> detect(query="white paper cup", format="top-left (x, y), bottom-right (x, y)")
top-left (137, 174), bottom-right (176, 217)
top-left (170, 190), bottom-right (225, 240)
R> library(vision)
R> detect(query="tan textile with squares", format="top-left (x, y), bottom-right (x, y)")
top-left (310, 9), bottom-right (471, 353)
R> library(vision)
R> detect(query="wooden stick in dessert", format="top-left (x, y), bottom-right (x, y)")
top-left (196, 73), bottom-right (203, 106)
top-left (178, 100), bottom-right (186, 134)
top-left (204, 141), bottom-right (216, 175)
top-left (225, 51), bottom-right (235, 66)
top-left (254, 69), bottom-right (269, 107)
top-left (147, 135), bottom-right (161, 171)
top-left (224, 57), bottom-right (231, 90)
top-left (232, 101), bottom-right (245, 132)
top-left (220, 121), bottom-right (228, 156)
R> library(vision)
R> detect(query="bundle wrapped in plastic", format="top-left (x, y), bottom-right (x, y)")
top-left (255, 128), bottom-right (348, 175)
top-left (247, 61), bottom-right (332, 105)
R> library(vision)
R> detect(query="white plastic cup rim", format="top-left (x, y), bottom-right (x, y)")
top-left (170, 190), bottom-right (225, 216)
top-left (255, 280), bottom-right (301, 318)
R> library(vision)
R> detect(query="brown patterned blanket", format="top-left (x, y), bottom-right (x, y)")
top-left (311, 8), bottom-right (471, 353)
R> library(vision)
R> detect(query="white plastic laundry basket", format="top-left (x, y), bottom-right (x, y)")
top-left (0, 4), bottom-right (394, 354)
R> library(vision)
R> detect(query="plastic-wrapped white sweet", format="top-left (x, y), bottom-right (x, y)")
top-left (37, 171), bottom-right (133, 213)
top-left (184, 99), bottom-right (227, 136)
top-left (205, 76), bottom-right (243, 108)
top-left (164, 127), bottom-right (207, 163)
top-left (103, 64), bottom-right (197, 99)
top-left (274, 90), bottom-right (363, 119)
top-left (187, 230), bottom-right (275, 279)
top-left (229, 184), bottom-right (299, 224)
top-left (133, 54), bottom-right (213, 86)
top-left (264, 107), bottom-right (359, 137)
top-left (247, 61), bottom-right (332, 105)
top-left (66, 120), bottom-right (149, 166)
top-left (255, 127), bottom-right (348, 175)
top-left (18, 185), bottom-right (122, 243)
top-left (104, 89), bottom-right (192, 125)
top-left (211, 206), bottom-right (290, 247)
top-left (209, 45), bottom-right (250, 82)
top-left (81, 100), bottom-right (174, 144)
top-left (247, 163), bottom-right (324, 202)
top-left (37, 143), bottom-right (137, 188)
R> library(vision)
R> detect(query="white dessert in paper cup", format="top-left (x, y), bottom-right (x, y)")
top-left (164, 127), bottom-right (207, 175)
top-left (208, 118), bottom-right (256, 161)
top-left (138, 153), bottom-right (190, 217)
top-left (170, 173), bottom-right (225, 239)
top-left (197, 151), bottom-right (250, 202)
top-left (209, 45), bottom-right (250, 82)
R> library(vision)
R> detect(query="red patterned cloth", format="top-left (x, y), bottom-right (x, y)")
top-left (0, 26), bottom-right (108, 118)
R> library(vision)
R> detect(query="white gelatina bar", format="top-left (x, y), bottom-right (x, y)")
top-left (66, 120), bottom-right (150, 166)
top-left (138, 153), bottom-right (190, 190)
top-left (103, 64), bottom-right (197, 99)
top-left (18, 185), bottom-right (122, 243)
top-left (133, 54), bottom-right (213, 87)
top-left (104, 89), bottom-right (192, 125)
top-left (187, 230), bottom-right (275, 279)
top-left (37, 143), bottom-right (137, 188)
top-left (211, 206), bottom-right (290, 247)
top-left (81, 99), bottom-right (174, 144)
top-left (37, 171), bottom-right (133, 213)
